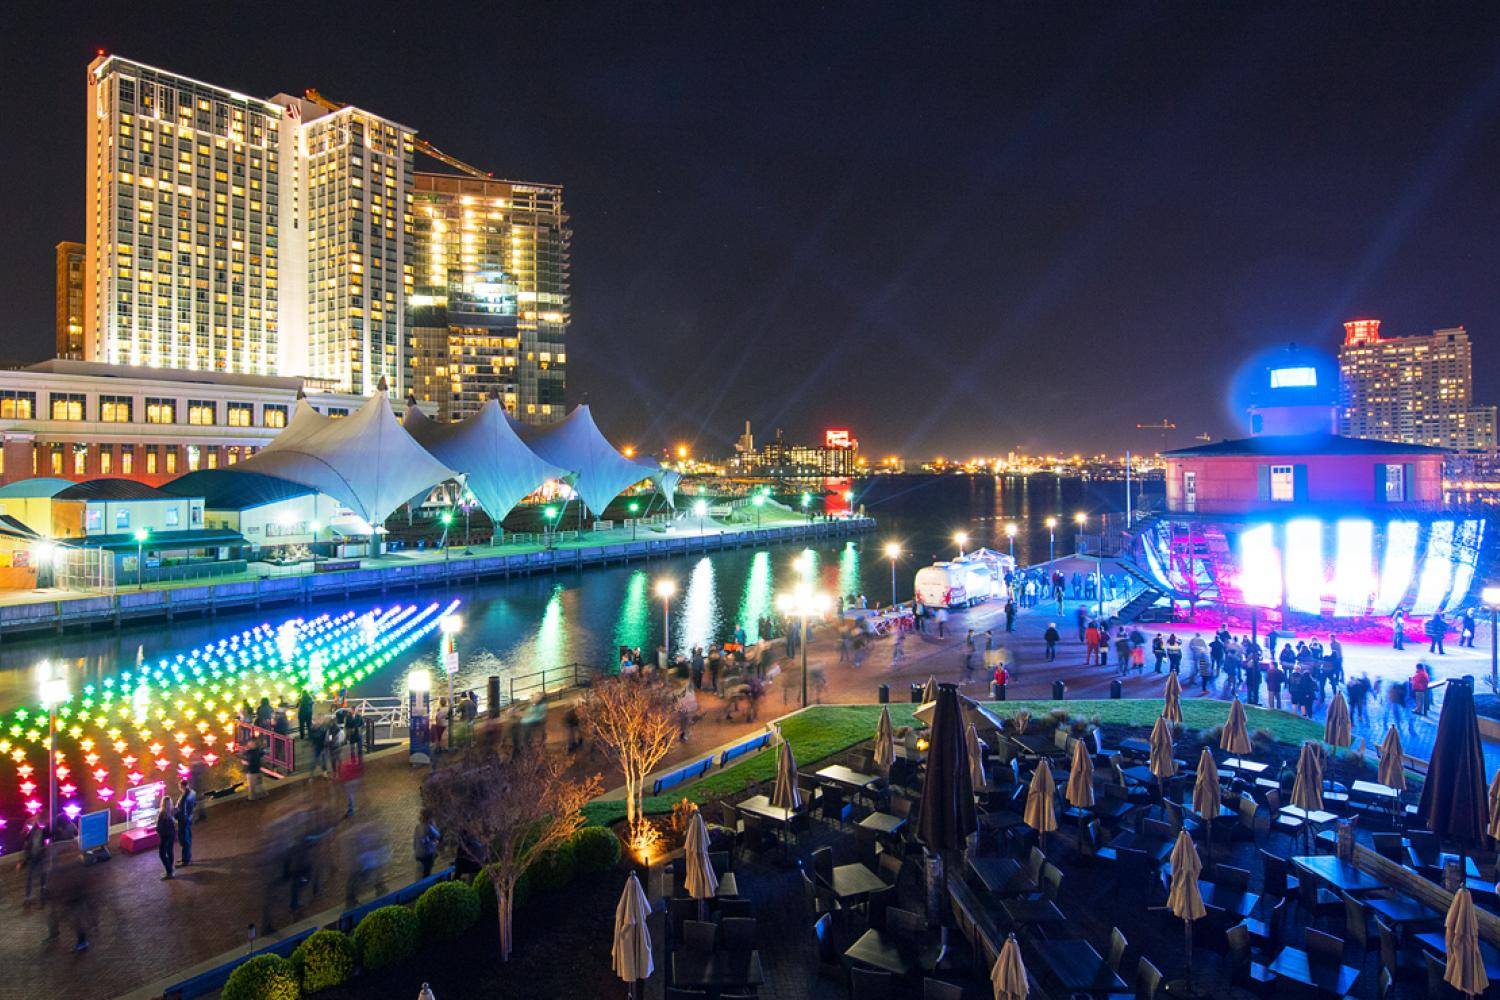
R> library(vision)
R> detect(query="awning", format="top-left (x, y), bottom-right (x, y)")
top-left (70, 529), bottom-right (247, 551)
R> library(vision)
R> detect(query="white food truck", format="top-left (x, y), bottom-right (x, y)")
top-left (914, 557), bottom-right (1007, 609)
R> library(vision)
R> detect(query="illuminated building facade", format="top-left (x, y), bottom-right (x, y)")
top-left (86, 56), bottom-right (283, 375)
top-left (408, 173), bottom-right (568, 424)
top-left (55, 241), bottom-right (85, 359)
top-left (733, 428), bottom-right (860, 476)
top-left (0, 360), bottom-right (364, 488)
top-left (1142, 345), bottom-right (1484, 624)
top-left (1337, 319), bottom-right (1497, 452)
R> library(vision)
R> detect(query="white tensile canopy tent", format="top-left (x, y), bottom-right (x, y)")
top-left (404, 400), bottom-right (572, 522)
top-left (239, 392), bottom-right (456, 529)
top-left (518, 405), bottom-right (664, 517)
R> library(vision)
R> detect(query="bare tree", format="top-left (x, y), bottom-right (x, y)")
top-left (422, 734), bottom-right (600, 961)
top-left (578, 677), bottom-right (680, 833)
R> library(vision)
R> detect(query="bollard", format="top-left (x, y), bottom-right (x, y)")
top-left (994, 681), bottom-right (1006, 701)
top-left (910, 683), bottom-right (923, 703)
top-left (878, 683), bottom-right (889, 704)
top-left (487, 676), bottom-right (501, 718)
top-left (1110, 679), bottom-right (1122, 700)
top-left (1052, 680), bottom-right (1066, 701)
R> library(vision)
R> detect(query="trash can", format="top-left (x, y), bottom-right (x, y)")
top-left (1052, 680), bottom-right (1067, 701)
top-left (878, 683), bottom-right (889, 704)
top-left (910, 683), bottom-right (923, 703)
top-left (487, 676), bottom-right (502, 718)
top-left (1110, 679), bottom-right (1122, 700)
top-left (992, 681), bottom-right (1006, 701)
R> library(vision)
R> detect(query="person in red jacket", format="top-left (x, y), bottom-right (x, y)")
top-left (1084, 623), bottom-right (1102, 665)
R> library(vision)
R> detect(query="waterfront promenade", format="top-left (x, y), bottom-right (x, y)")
top-left (2, 552), bottom-right (1495, 998)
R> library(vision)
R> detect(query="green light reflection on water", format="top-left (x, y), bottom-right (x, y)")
top-left (837, 541), bottom-right (861, 600)
top-left (532, 585), bottom-right (566, 670)
top-left (679, 556), bottom-right (720, 654)
top-left (614, 570), bottom-right (649, 653)
top-left (738, 551), bottom-right (773, 642)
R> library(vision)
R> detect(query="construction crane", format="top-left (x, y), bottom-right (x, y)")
top-left (1136, 419), bottom-right (1176, 455)
top-left (302, 88), bottom-right (493, 180)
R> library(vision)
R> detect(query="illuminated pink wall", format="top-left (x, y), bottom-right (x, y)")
top-left (1165, 452), bottom-right (1443, 513)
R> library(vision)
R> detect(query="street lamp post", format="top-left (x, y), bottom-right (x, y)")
top-left (1005, 523), bottom-right (1017, 562)
top-left (694, 499), bottom-right (708, 538)
top-left (777, 582), bottom-right (832, 707)
top-left (133, 527), bottom-right (149, 590)
top-left (1485, 586), bottom-right (1500, 693)
top-left (463, 491), bottom-right (474, 550)
top-left (440, 510), bottom-right (453, 567)
top-left (543, 505), bottom-right (558, 549)
top-left (884, 542), bottom-right (901, 607)
top-left (628, 501), bottom-right (640, 540)
top-left (1045, 517), bottom-right (1057, 565)
top-left (439, 613), bottom-right (463, 729)
top-left (1075, 512), bottom-right (1102, 617)
top-left (954, 532), bottom-right (969, 558)
top-left (37, 661), bottom-right (68, 831)
top-left (752, 491), bottom-right (766, 529)
top-left (800, 493), bottom-right (812, 523)
top-left (655, 579), bottom-right (676, 658)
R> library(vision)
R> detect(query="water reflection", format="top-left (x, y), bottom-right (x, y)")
top-left (614, 570), bottom-right (650, 653)
top-left (837, 541), bottom-right (862, 601)
top-left (739, 552), bottom-right (773, 643)
top-left (679, 557), bottom-right (720, 654)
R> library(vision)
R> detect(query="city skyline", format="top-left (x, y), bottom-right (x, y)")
top-left (5, 4), bottom-right (1500, 457)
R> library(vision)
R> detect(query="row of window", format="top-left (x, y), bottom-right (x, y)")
top-left (86, 505), bottom-right (189, 532)
top-left (9, 442), bottom-right (260, 479)
top-left (26, 392), bottom-right (287, 427)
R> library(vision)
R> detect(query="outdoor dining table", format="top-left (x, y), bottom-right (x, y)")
top-left (1280, 805), bottom-right (1339, 826)
top-left (815, 764), bottom-right (882, 792)
top-left (1292, 855), bottom-right (1386, 894)
top-left (1267, 945), bottom-right (1361, 996)
top-left (1198, 880), bottom-right (1260, 918)
top-left (1349, 779), bottom-right (1399, 800)
top-left (1363, 894), bottom-right (1441, 928)
top-left (671, 949), bottom-right (765, 994)
top-left (1414, 932), bottom-right (1500, 978)
top-left (1406, 847), bottom-right (1482, 879)
top-left (1036, 938), bottom-right (1129, 994)
top-left (736, 794), bottom-right (797, 859)
top-left (1120, 764), bottom-right (1157, 786)
top-left (828, 861), bottom-right (889, 902)
top-left (999, 897), bottom-right (1067, 926)
top-left (1119, 737), bottom-right (1152, 757)
top-left (857, 811), bottom-right (906, 835)
top-left (843, 927), bottom-right (940, 977)
top-left (1222, 757), bottom-right (1270, 774)
top-left (968, 855), bottom-right (1025, 895)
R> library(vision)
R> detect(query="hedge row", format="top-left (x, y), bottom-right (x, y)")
top-left (223, 825), bottom-right (623, 998)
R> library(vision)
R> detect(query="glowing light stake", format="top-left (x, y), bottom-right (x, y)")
top-left (1284, 519), bottom-right (1324, 614)
top-left (1238, 523), bottom-right (1282, 609)
top-left (1332, 519), bottom-right (1377, 618)
top-left (1374, 520), bottom-right (1419, 616)
top-left (1411, 520), bottom-right (1455, 615)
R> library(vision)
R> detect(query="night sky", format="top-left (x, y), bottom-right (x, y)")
top-left (5, 3), bottom-right (1500, 460)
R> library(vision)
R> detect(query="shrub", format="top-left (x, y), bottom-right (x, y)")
top-left (291, 930), bottom-right (355, 994)
top-left (527, 840), bottom-right (577, 891)
top-left (415, 881), bottom-right (481, 942)
top-left (571, 825), bottom-right (623, 873)
top-left (222, 953), bottom-right (300, 1000)
top-left (352, 905), bottom-right (420, 972)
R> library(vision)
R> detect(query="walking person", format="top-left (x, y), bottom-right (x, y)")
top-left (1114, 629), bottom-right (1132, 677)
top-left (1194, 638), bottom-right (1213, 693)
top-left (1410, 662), bottom-right (1431, 717)
top-left (1244, 653), bottom-right (1263, 706)
top-left (1265, 659), bottom-right (1283, 709)
top-left (22, 821), bottom-right (48, 901)
top-left (1346, 673), bottom-right (1371, 725)
top-left (1004, 599), bottom-right (1017, 633)
top-left (156, 797), bottom-right (177, 879)
top-left (1460, 607), bottom-right (1477, 648)
top-left (1076, 605), bottom-right (1089, 643)
top-left (1392, 607), bottom-right (1406, 650)
top-left (297, 690), bottom-right (313, 741)
top-left (244, 735), bottom-right (266, 800)
top-left (935, 606), bottom-right (948, 637)
top-left (1425, 612), bottom-right (1448, 655)
top-left (1166, 634), bottom-right (1182, 673)
top-left (175, 778), bottom-right (197, 866)
top-left (413, 808), bottom-right (440, 878)
top-left (348, 708), bottom-right (364, 761)
top-left (963, 630), bottom-right (977, 681)
top-left (1043, 623), bottom-right (1060, 662)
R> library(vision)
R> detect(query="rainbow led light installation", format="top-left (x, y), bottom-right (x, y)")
top-left (0, 598), bottom-right (459, 853)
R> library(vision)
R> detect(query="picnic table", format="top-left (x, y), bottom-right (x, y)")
top-left (843, 927), bottom-right (939, 976)
top-left (1292, 856), bottom-right (1386, 894)
top-left (1414, 932), bottom-right (1500, 978)
top-left (1267, 945), bottom-right (1361, 995)
top-left (671, 949), bottom-right (765, 993)
top-left (1036, 938), bottom-right (1128, 993)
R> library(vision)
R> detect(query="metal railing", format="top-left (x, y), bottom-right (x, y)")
top-left (506, 661), bottom-right (596, 704)
top-left (232, 721), bottom-right (297, 776)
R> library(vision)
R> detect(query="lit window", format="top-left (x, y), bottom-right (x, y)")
top-left (187, 400), bottom-right (216, 425)
top-left (50, 394), bottom-right (86, 421)
top-left (145, 398), bottom-right (176, 424)
top-left (165, 507), bottom-right (180, 527)
top-left (1269, 465), bottom-right (1295, 502)
top-left (1384, 464), bottom-right (1405, 503)
top-left (263, 404), bottom-right (288, 428)
top-left (100, 396), bottom-right (133, 422)
top-left (226, 402), bottom-right (253, 427)
top-left (115, 509), bottom-right (130, 530)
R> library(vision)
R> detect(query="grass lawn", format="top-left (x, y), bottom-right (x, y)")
top-left (580, 697), bottom-right (1330, 827)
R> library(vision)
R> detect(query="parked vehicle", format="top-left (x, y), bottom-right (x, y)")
top-left (914, 558), bottom-right (1005, 609)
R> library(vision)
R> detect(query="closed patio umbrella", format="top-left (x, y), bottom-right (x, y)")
top-left (1024, 758), bottom-right (1059, 842)
top-left (1192, 747), bottom-right (1222, 857)
top-left (612, 871), bottom-right (654, 996)
top-left (991, 932), bottom-right (1028, 1000)
top-left (1418, 676), bottom-right (1489, 866)
top-left (683, 810), bottom-right (718, 918)
top-left (1149, 715), bottom-right (1177, 809)
top-left (1012, 709), bottom-right (1031, 737)
top-left (1219, 698), bottom-right (1252, 756)
top-left (1444, 887), bottom-right (1491, 997)
top-left (1488, 771), bottom-right (1500, 843)
top-left (1162, 670), bottom-right (1183, 725)
top-left (966, 723), bottom-right (989, 791)
top-left (1291, 742), bottom-right (1324, 812)
top-left (1066, 735), bottom-right (1096, 810)
top-left (1168, 829), bottom-right (1207, 988)
top-left (1378, 725), bottom-right (1407, 792)
top-left (917, 683), bottom-right (978, 852)
top-left (874, 705), bottom-right (896, 774)
top-left (771, 737), bottom-right (801, 812)
top-left (1323, 689), bottom-right (1351, 748)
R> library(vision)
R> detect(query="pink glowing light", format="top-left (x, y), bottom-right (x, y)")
top-left (16, 763), bottom-right (33, 779)
top-left (122, 755), bottom-right (137, 767)
top-left (62, 804), bottom-right (81, 821)
top-left (127, 771), bottom-right (143, 785)
top-left (116, 795), bottom-right (134, 813)
top-left (23, 800), bottom-right (41, 814)
top-left (96, 787), bottom-right (114, 801)
top-left (54, 765), bottom-right (70, 780)
top-left (202, 753), bottom-right (219, 766)
top-left (18, 780), bottom-right (36, 796)
top-left (153, 758), bottom-right (169, 771)
top-left (92, 768), bottom-right (108, 782)
top-left (59, 783), bottom-right (77, 797)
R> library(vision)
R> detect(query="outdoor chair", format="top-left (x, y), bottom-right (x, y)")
top-left (710, 849), bottom-right (732, 876)
top-left (1298, 875), bottom-right (1344, 928)
top-left (1304, 927), bottom-right (1346, 965)
top-left (718, 897), bottom-right (754, 919)
top-left (1245, 896), bottom-right (1287, 951)
top-left (1341, 893), bottom-right (1377, 960)
top-left (665, 988), bottom-right (708, 1000)
top-left (1107, 927), bottom-right (1128, 975)
top-left (1032, 862), bottom-right (1064, 903)
top-left (812, 914), bottom-right (840, 977)
top-left (1214, 864), bottom-right (1251, 891)
top-left (1366, 966), bottom-right (1394, 1000)
top-left (801, 867), bottom-right (835, 917)
top-left (1372, 832), bottom-right (1406, 863)
top-left (1226, 921), bottom-right (1276, 990)
top-left (668, 897), bottom-right (697, 941)
top-left (850, 967), bottom-right (895, 1000)
top-left (1106, 956), bottom-right (1164, 1000)
top-left (739, 814), bottom-right (772, 858)
top-left (1258, 849), bottom-right (1300, 900)
top-left (683, 919), bottom-right (719, 954)
top-left (1424, 951), bottom-right (1460, 999)
top-left (863, 884), bottom-right (895, 930)
top-left (855, 823), bottom-right (882, 868)
top-left (811, 846), bottom-right (835, 887)
top-left (922, 979), bottom-right (964, 1000)
top-left (721, 916), bottom-right (757, 953)
top-left (820, 786), bottom-right (854, 828)
top-left (878, 852), bottom-right (903, 887)
top-left (885, 906), bottom-right (928, 941)
top-left (1236, 793), bottom-right (1261, 843)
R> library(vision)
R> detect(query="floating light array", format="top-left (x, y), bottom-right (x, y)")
top-left (0, 599), bottom-right (460, 852)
